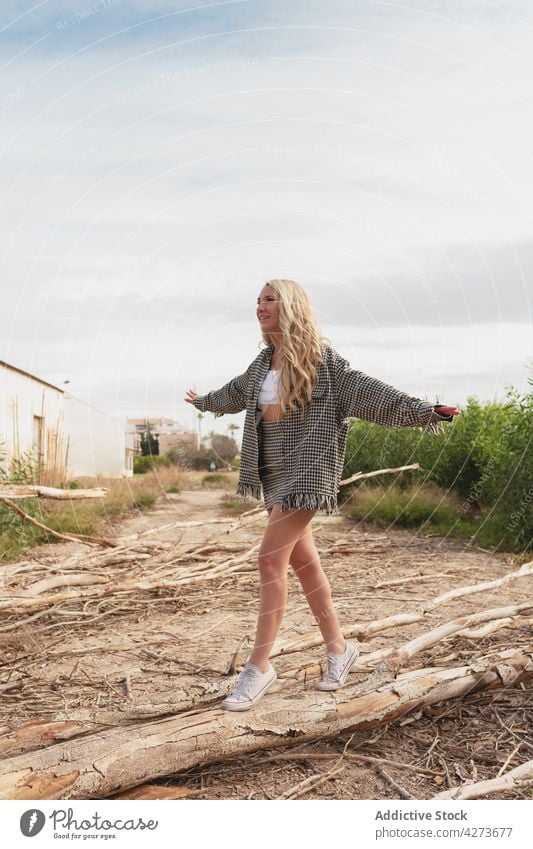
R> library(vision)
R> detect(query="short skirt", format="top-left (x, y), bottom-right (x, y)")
top-left (257, 420), bottom-right (286, 509)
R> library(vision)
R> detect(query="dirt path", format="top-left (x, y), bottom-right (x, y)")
top-left (1, 488), bottom-right (531, 800)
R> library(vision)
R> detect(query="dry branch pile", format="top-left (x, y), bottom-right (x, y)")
top-left (0, 493), bottom-right (531, 800)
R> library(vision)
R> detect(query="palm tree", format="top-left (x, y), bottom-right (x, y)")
top-left (226, 422), bottom-right (240, 440)
top-left (197, 411), bottom-right (204, 443)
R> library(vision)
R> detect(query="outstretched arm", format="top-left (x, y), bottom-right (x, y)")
top-left (333, 353), bottom-right (460, 434)
top-left (184, 366), bottom-right (251, 418)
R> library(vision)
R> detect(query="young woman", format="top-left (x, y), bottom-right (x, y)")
top-left (185, 279), bottom-right (460, 711)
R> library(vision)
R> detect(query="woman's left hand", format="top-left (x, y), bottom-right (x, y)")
top-left (434, 404), bottom-right (461, 417)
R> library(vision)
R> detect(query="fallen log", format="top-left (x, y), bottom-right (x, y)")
top-left (2, 601), bottom-right (531, 760)
top-left (0, 485), bottom-right (108, 500)
top-left (0, 648), bottom-right (530, 800)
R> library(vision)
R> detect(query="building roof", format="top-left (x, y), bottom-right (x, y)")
top-left (0, 359), bottom-right (64, 393)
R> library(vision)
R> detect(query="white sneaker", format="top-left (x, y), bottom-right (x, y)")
top-left (221, 661), bottom-right (277, 711)
top-left (315, 640), bottom-right (359, 691)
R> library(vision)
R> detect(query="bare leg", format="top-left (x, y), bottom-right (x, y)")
top-left (290, 522), bottom-right (346, 654)
top-left (248, 505), bottom-right (316, 672)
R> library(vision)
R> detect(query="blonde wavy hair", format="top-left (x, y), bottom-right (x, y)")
top-left (260, 279), bottom-right (330, 417)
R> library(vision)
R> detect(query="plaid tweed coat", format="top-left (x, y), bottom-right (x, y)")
top-left (192, 343), bottom-right (453, 515)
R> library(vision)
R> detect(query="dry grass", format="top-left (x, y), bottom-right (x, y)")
top-left (8, 466), bottom-right (191, 549)
top-left (1, 465), bottom-right (240, 561)
top-left (47, 467), bottom-right (237, 506)
top-left (69, 466), bottom-right (186, 515)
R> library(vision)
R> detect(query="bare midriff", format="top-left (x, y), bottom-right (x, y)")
top-left (260, 403), bottom-right (283, 422)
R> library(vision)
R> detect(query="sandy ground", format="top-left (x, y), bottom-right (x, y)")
top-left (0, 487), bottom-right (531, 800)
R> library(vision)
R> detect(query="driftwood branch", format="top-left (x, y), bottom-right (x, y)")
top-left (0, 573), bottom-right (174, 612)
top-left (384, 603), bottom-right (533, 670)
top-left (0, 497), bottom-right (116, 548)
top-left (283, 603), bottom-right (533, 687)
top-left (0, 485), bottom-right (108, 500)
top-left (26, 573), bottom-right (110, 595)
top-left (339, 463), bottom-right (420, 487)
top-left (435, 759), bottom-right (533, 800)
top-left (424, 562), bottom-right (533, 611)
top-left (272, 561), bottom-right (532, 661)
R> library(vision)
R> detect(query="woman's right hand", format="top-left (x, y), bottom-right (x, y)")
top-left (184, 388), bottom-right (199, 404)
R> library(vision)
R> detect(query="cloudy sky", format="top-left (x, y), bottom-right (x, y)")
top-left (1, 0), bottom-right (531, 437)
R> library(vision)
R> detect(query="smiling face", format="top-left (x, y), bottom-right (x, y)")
top-left (256, 284), bottom-right (281, 334)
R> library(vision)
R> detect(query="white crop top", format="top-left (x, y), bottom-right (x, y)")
top-left (257, 369), bottom-right (280, 409)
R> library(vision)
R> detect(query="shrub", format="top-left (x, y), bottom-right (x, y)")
top-left (133, 453), bottom-right (173, 474)
top-left (200, 472), bottom-right (234, 488)
top-left (341, 379), bottom-right (532, 551)
top-left (341, 481), bottom-right (464, 533)
top-left (133, 493), bottom-right (156, 510)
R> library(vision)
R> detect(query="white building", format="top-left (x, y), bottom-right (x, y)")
top-left (0, 359), bottom-right (134, 480)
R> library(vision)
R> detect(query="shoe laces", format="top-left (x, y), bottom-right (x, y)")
top-left (234, 665), bottom-right (260, 698)
top-left (323, 649), bottom-right (346, 682)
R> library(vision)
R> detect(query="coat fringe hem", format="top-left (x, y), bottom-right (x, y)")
top-left (236, 483), bottom-right (339, 514)
top-left (279, 492), bottom-right (339, 514)
top-left (236, 481), bottom-right (263, 502)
